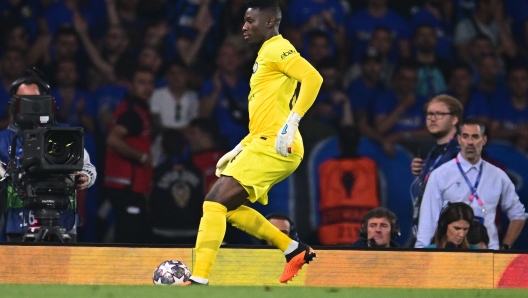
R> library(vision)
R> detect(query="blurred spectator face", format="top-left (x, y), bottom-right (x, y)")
top-left (394, 67), bottom-right (418, 94)
top-left (368, 0), bottom-right (388, 9)
top-left (508, 69), bottom-right (528, 98)
top-left (449, 68), bottom-right (473, 95)
top-left (469, 37), bottom-right (494, 61)
top-left (0, 49), bottom-right (25, 80)
top-left (187, 126), bottom-right (213, 152)
top-left (362, 59), bottom-right (382, 83)
top-left (320, 66), bottom-right (339, 91)
top-left (446, 220), bottom-right (471, 246)
top-left (54, 33), bottom-right (79, 60)
top-left (216, 44), bottom-right (243, 75)
top-left (308, 35), bottom-right (331, 64)
top-left (477, 55), bottom-right (499, 84)
top-left (138, 47), bottom-right (162, 73)
top-left (131, 70), bottom-right (154, 100)
top-left (282, 28), bottom-right (303, 52)
top-left (5, 25), bottom-right (29, 52)
top-left (370, 28), bottom-right (392, 56)
top-left (414, 26), bottom-right (437, 54)
top-left (119, 0), bottom-right (139, 10)
top-left (426, 101), bottom-right (457, 139)
top-left (166, 64), bottom-right (188, 91)
top-left (104, 26), bottom-right (128, 54)
top-left (56, 60), bottom-right (79, 87)
top-left (367, 217), bottom-right (391, 247)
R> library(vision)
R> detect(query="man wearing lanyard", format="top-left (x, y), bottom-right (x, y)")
top-left (416, 118), bottom-right (526, 249)
top-left (411, 95), bottom-right (463, 239)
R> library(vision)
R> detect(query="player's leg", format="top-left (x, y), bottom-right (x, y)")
top-left (226, 205), bottom-right (315, 283)
top-left (189, 176), bottom-right (248, 285)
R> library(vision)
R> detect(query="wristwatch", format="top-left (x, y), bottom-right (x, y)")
top-left (501, 244), bottom-right (512, 250)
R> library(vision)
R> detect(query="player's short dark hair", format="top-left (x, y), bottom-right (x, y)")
top-left (245, 0), bottom-right (282, 16)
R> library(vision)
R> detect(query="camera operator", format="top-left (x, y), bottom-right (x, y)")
top-left (0, 68), bottom-right (97, 242)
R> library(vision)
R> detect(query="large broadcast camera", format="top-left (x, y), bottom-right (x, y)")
top-left (7, 94), bottom-right (84, 243)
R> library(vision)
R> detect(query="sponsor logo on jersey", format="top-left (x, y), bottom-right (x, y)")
top-left (281, 49), bottom-right (296, 59)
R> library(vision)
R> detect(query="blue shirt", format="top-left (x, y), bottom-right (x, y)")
top-left (489, 90), bottom-right (528, 131)
top-left (287, 0), bottom-right (345, 29)
top-left (199, 77), bottom-right (250, 149)
top-left (445, 89), bottom-right (491, 119)
top-left (346, 8), bottom-right (411, 63)
top-left (416, 153), bottom-right (526, 249)
top-left (346, 78), bottom-right (382, 116)
top-left (410, 7), bottom-right (454, 61)
top-left (374, 91), bottom-right (427, 133)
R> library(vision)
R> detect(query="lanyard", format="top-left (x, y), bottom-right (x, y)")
top-left (423, 137), bottom-right (455, 183)
top-left (455, 157), bottom-right (486, 213)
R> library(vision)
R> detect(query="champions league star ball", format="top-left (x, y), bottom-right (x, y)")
top-left (152, 260), bottom-right (192, 285)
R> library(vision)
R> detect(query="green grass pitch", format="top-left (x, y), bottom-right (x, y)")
top-left (1, 285), bottom-right (528, 298)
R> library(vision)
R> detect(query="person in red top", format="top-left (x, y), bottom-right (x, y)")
top-left (104, 68), bottom-right (154, 244)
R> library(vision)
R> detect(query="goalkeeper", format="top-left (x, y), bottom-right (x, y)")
top-left (186, 0), bottom-right (323, 286)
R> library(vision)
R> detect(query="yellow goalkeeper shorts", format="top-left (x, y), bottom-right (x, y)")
top-left (221, 137), bottom-right (301, 205)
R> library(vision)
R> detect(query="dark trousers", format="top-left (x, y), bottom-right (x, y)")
top-left (106, 187), bottom-right (151, 244)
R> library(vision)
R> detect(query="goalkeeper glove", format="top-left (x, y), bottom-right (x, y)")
top-left (215, 144), bottom-right (243, 177)
top-left (275, 112), bottom-right (301, 157)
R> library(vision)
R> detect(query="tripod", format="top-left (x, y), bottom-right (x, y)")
top-left (22, 209), bottom-right (71, 243)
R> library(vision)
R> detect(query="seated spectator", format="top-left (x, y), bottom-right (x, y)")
top-left (311, 58), bottom-right (353, 130)
top-left (412, 24), bottom-right (450, 99)
top-left (454, 0), bottom-right (516, 60)
top-left (373, 61), bottom-right (430, 153)
top-left (0, 48), bottom-right (25, 129)
top-left (474, 54), bottom-right (507, 101)
top-left (187, 118), bottom-right (226, 195)
top-left (410, 0), bottom-right (454, 61)
top-left (489, 65), bottom-right (528, 151)
top-left (150, 129), bottom-right (204, 245)
top-left (351, 207), bottom-right (400, 248)
top-left (305, 30), bottom-right (333, 67)
top-left (150, 60), bottom-right (199, 165)
top-left (467, 219), bottom-right (490, 249)
top-left (346, 0), bottom-right (411, 63)
top-left (425, 202), bottom-right (478, 249)
top-left (263, 213), bottom-right (299, 245)
top-left (446, 62), bottom-right (490, 124)
top-left (198, 41), bottom-right (249, 149)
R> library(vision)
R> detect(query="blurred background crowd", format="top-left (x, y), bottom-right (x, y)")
top-left (1, 0), bottom-right (528, 246)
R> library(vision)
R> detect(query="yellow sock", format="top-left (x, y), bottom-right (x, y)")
top-left (192, 201), bottom-right (227, 279)
top-left (226, 205), bottom-right (292, 251)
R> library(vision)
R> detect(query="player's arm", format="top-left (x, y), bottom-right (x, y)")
top-left (107, 110), bottom-right (151, 166)
top-left (273, 56), bottom-right (323, 156)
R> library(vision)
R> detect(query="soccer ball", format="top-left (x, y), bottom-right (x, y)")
top-left (152, 260), bottom-right (192, 285)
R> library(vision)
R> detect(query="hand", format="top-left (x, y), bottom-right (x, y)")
top-left (331, 91), bottom-right (349, 105)
top-left (411, 158), bottom-right (424, 176)
top-left (215, 144), bottom-right (243, 177)
top-left (74, 172), bottom-right (89, 190)
top-left (400, 95), bottom-right (416, 109)
top-left (212, 71), bottom-right (223, 92)
top-left (275, 112), bottom-right (301, 157)
top-left (382, 141), bottom-right (396, 158)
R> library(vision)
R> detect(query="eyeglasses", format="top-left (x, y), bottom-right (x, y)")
top-left (426, 112), bottom-right (452, 119)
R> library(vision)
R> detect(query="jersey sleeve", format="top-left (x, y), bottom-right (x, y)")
top-left (272, 56), bottom-right (322, 116)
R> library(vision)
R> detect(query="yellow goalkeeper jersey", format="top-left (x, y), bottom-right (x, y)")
top-left (241, 34), bottom-right (322, 158)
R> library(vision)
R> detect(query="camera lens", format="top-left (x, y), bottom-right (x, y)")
top-left (44, 132), bottom-right (78, 164)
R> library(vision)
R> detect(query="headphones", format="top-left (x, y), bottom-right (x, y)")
top-left (359, 207), bottom-right (401, 240)
top-left (265, 213), bottom-right (299, 242)
top-left (437, 202), bottom-right (474, 236)
top-left (9, 67), bottom-right (51, 96)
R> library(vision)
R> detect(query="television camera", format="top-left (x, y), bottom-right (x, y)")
top-left (6, 94), bottom-right (84, 243)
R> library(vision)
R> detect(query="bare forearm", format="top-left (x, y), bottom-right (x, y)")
top-left (376, 105), bottom-right (407, 135)
top-left (502, 219), bottom-right (525, 247)
top-left (107, 136), bottom-right (145, 161)
top-left (199, 90), bottom-right (221, 118)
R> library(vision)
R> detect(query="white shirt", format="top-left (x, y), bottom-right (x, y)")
top-left (149, 86), bottom-right (199, 129)
top-left (416, 153), bottom-right (526, 249)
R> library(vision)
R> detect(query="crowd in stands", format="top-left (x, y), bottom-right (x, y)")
top-left (1, 0), bottom-right (528, 246)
